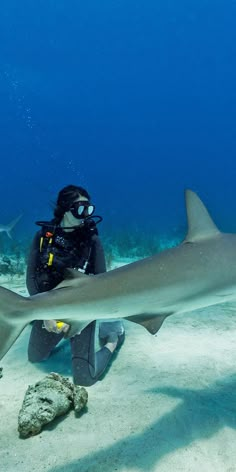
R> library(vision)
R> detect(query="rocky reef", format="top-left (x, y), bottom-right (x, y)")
top-left (18, 372), bottom-right (88, 438)
top-left (0, 254), bottom-right (25, 277)
top-left (73, 384), bottom-right (89, 415)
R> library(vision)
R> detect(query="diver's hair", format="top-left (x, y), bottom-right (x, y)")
top-left (53, 184), bottom-right (91, 223)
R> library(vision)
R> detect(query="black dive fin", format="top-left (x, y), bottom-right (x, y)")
top-left (125, 313), bottom-right (171, 335)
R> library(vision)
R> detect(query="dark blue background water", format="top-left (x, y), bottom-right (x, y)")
top-left (1, 0), bottom-right (236, 246)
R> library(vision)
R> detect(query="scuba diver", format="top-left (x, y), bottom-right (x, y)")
top-left (26, 184), bottom-right (125, 386)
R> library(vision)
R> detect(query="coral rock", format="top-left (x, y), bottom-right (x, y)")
top-left (73, 385), bottom-right (88, 414)
top-left (18, 372), bottom-right (83, 438)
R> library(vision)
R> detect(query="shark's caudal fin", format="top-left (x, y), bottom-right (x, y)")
top-left (0, 287), bottom-right (27, 360)
top-left (6, 214), bottom-right (23, 239)
top-left (184, 190), bottom-right (221, 243)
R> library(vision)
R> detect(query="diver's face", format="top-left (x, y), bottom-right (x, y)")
top-left (63, 195), bottom-right (89, 228)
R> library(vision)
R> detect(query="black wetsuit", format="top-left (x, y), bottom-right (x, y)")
top-left (26, 220), bottom-right (113, 386)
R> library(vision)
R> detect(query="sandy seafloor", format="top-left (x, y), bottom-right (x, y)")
top-left (0, 262), bottom-right (236, 472)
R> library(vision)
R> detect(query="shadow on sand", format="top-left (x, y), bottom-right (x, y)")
top-left (48, 374), bottom-right (236, 472)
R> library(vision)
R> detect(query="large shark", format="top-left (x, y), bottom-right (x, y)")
top-left (0, 214), bottom-right (22, 239)
top-left (0, 190), bottom-right (235, 361)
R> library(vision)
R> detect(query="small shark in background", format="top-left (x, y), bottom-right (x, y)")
top-left (0, 214), bottom-right (22, 239)
top-left (0, 190), bottom-right (236, 361)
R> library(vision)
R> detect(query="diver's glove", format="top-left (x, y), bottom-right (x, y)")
top-left (43, 320), bottom-right (70, 334)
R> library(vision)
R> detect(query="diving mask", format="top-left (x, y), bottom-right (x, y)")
top-left (69, 201), bottom-right (95, 220)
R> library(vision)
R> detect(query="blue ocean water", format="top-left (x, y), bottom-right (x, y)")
top-left (0, 0), bottom-right (236, 253)
top-left (1, 5), bottom-right (236, 466)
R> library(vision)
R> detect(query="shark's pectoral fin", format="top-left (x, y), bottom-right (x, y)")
top-left (0, 320), bottom-right (27, 359)
top-left (55, 269), bottom-right (90, 289)
top-left (124, 313), bottom-right (171, 335)
top-left (0, 286), bottom-right (29, 359)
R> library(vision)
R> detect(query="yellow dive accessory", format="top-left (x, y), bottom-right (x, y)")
top-left (56, 321), bottom-right (66, 329)
top-left (39, 231), bottom-right (54, 266)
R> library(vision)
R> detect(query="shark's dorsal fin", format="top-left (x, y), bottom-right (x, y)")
top-left (184, 190), bottom-right (221, 243)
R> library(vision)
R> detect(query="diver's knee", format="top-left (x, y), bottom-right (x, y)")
top-left (28, 353), bottom-right (41, 363)
top-left (28, 348), bottom-right (48, 363)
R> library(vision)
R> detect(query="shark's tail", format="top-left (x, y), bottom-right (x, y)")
top-left (6, 214), bottom-right (23, 239)
top-left (0, 286), bottom-right (28, 360)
